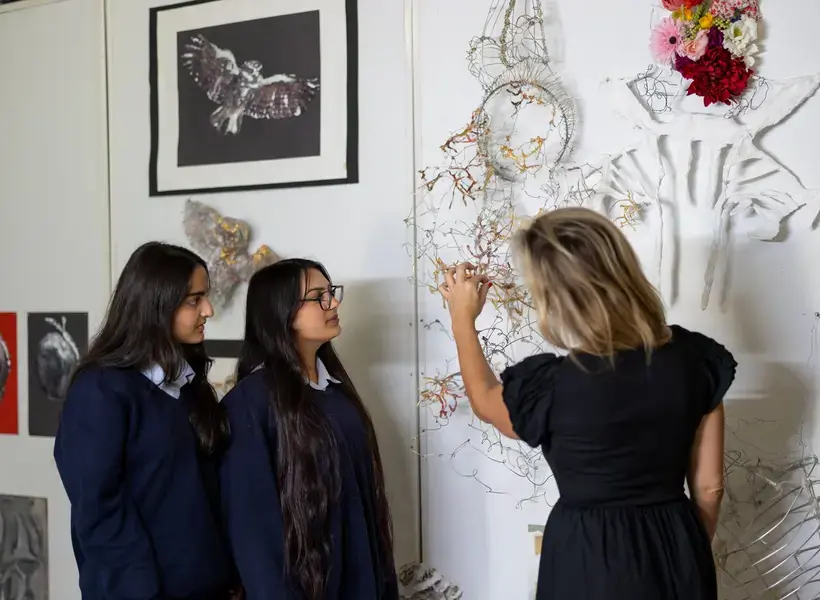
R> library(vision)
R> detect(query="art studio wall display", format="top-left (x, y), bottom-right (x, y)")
top-left (149, 0), bottom-right (359, 196)
top-left (0, 312), bottom-right (18, 435)
top-left (27, 312), bottom-right (88, 437)
top-left (0, 494), bottom-right (49, 599)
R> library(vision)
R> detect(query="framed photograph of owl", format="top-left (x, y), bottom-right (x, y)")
top-left (149, 0), bottom-right (358, 196)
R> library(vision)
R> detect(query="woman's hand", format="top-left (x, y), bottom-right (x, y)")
top-left (438, 263), bottom-right (492, 330)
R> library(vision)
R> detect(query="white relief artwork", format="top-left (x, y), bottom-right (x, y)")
top-left (582, 72), bottom-right (820, 309)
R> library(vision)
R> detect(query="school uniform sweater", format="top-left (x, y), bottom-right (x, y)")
top-left (54, 366), bottom-right (232, 600)
top-left (220, 367), bottom-right (398, 600)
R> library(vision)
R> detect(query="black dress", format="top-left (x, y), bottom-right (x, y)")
top-left (501, 325), bottom-right (736, 600)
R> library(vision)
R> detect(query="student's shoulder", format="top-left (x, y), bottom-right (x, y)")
top-left (221, 369), bottom-right (270, 415)
top-left (65, 367), bottom-right (146, 410)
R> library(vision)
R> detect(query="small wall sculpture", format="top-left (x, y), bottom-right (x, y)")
top-left (182, 199), bottom-right (279, 313)
top-left (398, 563), bottom-right (463, 600)
top-left (0, 494), bottom-right (49, 599)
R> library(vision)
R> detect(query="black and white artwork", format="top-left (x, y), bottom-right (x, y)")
top-left (0, 495), bottom-right (48, 599)
top-left (27, 312), bottom-right (88, 437)
top-left (150, 0), bottom-right (358, 196)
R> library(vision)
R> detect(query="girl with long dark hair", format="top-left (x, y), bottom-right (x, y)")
top-left (54, 242), bottom-right (237, 600)
top-left (220, 258), bottom-right (397, 599)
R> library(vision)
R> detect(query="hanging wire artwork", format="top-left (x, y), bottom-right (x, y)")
top-left (409, 0), bottom-right (579, 507)
top-left (410, 0), bottom-right (820, 537)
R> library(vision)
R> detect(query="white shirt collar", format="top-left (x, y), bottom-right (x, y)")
top-left (251, 357), bottom-right (340, 391)
top-left (141, 362), bottom-right (195, 399)
top-left (309, 357), bottom-right (341, 391)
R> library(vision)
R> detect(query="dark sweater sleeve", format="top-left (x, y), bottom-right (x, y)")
top-left (220, 385), bottom-right (290, 600)
top-left (53, 370), bottom-right (161, 600)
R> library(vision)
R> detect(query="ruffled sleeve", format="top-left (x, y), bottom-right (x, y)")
top-left (500, 353), bottom-right (564, 449)
top-left (683, 329), bottom-right (738, 414)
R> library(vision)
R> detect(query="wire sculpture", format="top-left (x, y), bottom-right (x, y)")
top-left (409, 0), bottom-right (576, 509)
top-left (411, 12), bottom-right (820, 578)
top-left (715, 454), bottom-right (820, 599)
top-left (712, 312), bottom-right (820, 600)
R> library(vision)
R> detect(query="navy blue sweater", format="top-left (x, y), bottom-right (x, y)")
top-left (220, 370), bottom-right (398, 600)
top-left (53, 367), bottom-right (232, 600)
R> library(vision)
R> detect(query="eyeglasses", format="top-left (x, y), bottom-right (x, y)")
top-left (302, 285), bottom-right (344, 311)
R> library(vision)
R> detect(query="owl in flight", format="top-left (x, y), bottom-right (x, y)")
top-left (181, 33), bottom-right (319, 135)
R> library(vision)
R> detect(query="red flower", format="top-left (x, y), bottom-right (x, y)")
top-left (677, 46), bottom-right (753, 106)
top-left (661, 0), bottom-right (701, 9)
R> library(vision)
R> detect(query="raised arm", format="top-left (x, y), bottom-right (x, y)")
top-left (687, 402), bottom-right (725, 540)
top-left (54, 372), bottom-right (161, 600)
top-left (220, 389), bottom-right (290, 599)
top-left (451, 320), bottom-right (518, 440)
top-left (440, 263), bottom-right (518, 439)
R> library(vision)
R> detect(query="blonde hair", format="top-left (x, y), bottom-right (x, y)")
top-left (513, 206), bottom-right (670, 357)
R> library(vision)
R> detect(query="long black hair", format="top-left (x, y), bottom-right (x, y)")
top-left (73, 241), bottom-right (228, 455)
top-left (237, 258), bottom-right (393, 600)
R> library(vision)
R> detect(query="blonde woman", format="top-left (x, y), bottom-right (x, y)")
top-left (439, 207), bottom-right (733, 600)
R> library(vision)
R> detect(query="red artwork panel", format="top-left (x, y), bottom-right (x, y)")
top-left (0, 312), bottom-right (18, 434)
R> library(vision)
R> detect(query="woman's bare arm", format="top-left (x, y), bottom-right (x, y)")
top-left (687, 403), bottom-right (725, 540)
top-left (452, 321), bottom-right (518, 440)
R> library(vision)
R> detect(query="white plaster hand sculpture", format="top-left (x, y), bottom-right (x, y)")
top-left (585, 74), bottom-right (820, 309)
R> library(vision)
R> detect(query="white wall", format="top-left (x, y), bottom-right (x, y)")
top-left (0, 0), bottom-right (110, 597)
top-left (105, 0), bottom-right (420, 571)
top-left (4, 0), bottom-right (819, 597)
top-left (415, 0), bottom-right (820, 598)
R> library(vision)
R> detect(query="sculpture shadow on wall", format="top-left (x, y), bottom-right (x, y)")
top-left (332, 278), bottom-right (418, 564)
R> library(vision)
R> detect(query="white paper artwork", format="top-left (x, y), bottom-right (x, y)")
top-left (585, 73), bottom-right (820, 309)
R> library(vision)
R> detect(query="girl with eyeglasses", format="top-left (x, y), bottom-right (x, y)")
top-left (54, 242), bottom-right (239, 600)
top-left (220, 258), bottom-right (397, 600)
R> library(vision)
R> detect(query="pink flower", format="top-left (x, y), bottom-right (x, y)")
top-left (711, 0), bottom-right (760, 21)
top-left (650, 17), bottom-right (682, 65)
top-left (679, 29), bottom-right (709, 61)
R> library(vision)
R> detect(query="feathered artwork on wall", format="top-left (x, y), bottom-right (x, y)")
top-left (149, 0), bottom-right (358, 195)
top-left (182, 199), bottom-right (279, 315)
top-left (180, 33), bottom-right (319, 136)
